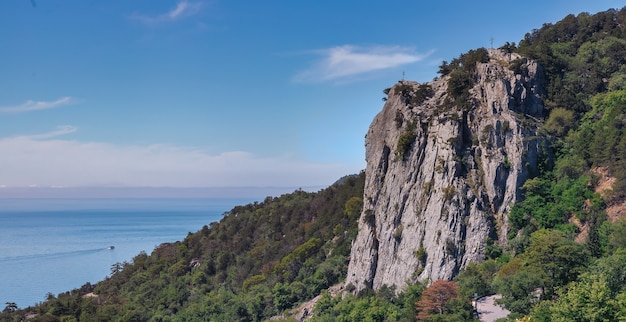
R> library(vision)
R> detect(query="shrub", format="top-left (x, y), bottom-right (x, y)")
top-left (394, 109), bottom-right (404, 128)
top-left (508, 58), bottom-right (527, 74)
top-left (411, 84), bottom-right (434, 105)
top-left (415, 247), bottom-right (428, 266)
top-left (435, 158), bottom-right (446, 173)
top-left (445, 238), bottom-right (458, 256)
top-left (364, 209), bottom-right (376, 226)
top-left (544, 107), bottom-right (576, 137)
top-left (422, 180), bottom-right (434, 194)
top-left (394, 224), bottom-right (404, 240)
top-left (502, 120), bottom-right (511, 133)
top-left (344, 197), bottom-right (363, 219)
top-left (382, 87), bottom-right (391, 101)
top-left (396, 122), bottom-right (417, 160)
top-left (243, 275), bottom-right (266, 291)
top-left (446, 48), bottom-right (490, 110)
top-left (503, 156), bottom-right (511, 169)
top-left (442, 185), bottom-right (456, 202)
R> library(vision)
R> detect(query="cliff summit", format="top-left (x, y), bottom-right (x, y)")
top-left (346, 49), bottom-right (549, 291)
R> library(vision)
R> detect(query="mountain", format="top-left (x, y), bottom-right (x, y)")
top-left (346, 48), bottom-right (549, 291)
top-left (4, 7), bottom-right (626, 322)
top-left (346, 7), bottom-right (626, 298)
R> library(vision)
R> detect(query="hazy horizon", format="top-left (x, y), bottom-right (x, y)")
top-left (0, 185), bottom-right (322, 200)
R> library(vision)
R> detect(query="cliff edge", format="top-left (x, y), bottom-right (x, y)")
top-left (346, 49), bottom-right (548, 291)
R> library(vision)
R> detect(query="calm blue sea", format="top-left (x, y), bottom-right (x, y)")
top-left (0, 198), bottom-right (255, 308)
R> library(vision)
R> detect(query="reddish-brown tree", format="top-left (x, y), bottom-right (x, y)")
top-left (415, 280), bottom-right (459, 320)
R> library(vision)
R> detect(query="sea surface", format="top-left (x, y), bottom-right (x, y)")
top-left (0, 197), bottom-right (256, 308)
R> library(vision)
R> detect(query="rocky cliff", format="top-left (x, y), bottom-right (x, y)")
top-left (346, 49), bottom-right (548, 291)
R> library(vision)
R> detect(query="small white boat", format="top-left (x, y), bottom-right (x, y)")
top-left (107, 246), bottom-right (115, 250)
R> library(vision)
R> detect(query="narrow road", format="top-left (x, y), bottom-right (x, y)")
top-left (475, 294), bottom-right (510, 322)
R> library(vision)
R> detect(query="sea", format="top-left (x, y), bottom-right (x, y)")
top-left (0, 197), bottom-right (257, 308)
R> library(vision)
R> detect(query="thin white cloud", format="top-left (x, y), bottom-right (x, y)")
top-left (0, 96), bottom-right (73, 114)
top-left (0, 128), bottom-right (358, 188)
top-left (294, 45), bottom-right (434, 83)
top-left (131, 1), bottom-right (204, 24)
top-left (20, 125), bottom-right (78, 140)
top-left (169, 1), bottom-right (193, 19)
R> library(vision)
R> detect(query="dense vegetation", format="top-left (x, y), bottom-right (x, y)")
top-left (467, 7), bottom-right (626, 321)
top-left (4, 7), bottom-right (626, 322)
top-left (439, 48), bottom-right (490, 110)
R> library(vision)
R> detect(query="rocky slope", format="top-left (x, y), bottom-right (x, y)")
top-left (346, 49), bottom-right (548, 291)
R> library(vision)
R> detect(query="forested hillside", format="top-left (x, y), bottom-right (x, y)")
top-left (1, 174), bottom-right (366, 321)
top-left (3, 8), bottom-right (626, 322)
top-left (484, 8), bottom-right (626, 320)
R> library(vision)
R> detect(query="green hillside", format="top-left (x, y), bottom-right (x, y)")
top-left (1, 173), bottom-right (365, 321)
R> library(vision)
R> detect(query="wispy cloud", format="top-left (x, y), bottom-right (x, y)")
top-left (0, 96), bottom-right (73, 114)
top-left (20, 125), bottom-right (78, 140)
top-left (0, 127), bottom-right (358, 188)
top-left (294, 45), bottom-right (434, 83)
top-left (131, 1), bottom-right (204, 25)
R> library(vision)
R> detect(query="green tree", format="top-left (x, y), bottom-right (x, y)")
top-left (455, 260), bottom-right (500, 299)
top-left (110, 262), bottom-right (123, 276)
top-left (494, 230), bottom-right (588, 314)
top-left (522, 229), bottom-right (587, 297)
top-left (544, 107), bottom-right (575, 137)
top-left (531, 274), bottom-right (626, 321)
top-left (273, 282), bottom-right (296, 312)
top-left (344, 196), bottom-right (363, 219)
top-left (499, 41), bottom-right (516, 61)
top-left (493, 268), bottom-right (543, 315)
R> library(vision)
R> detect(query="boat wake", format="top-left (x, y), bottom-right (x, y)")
top-left (0, 247), bottom-right (114, 262)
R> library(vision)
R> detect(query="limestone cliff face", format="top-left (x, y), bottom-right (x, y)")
top-left (346, 49), bottom-right (548, 291)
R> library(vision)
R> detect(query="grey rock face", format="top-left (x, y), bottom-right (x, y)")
top-left (346, 49), bottom-right (548, 291)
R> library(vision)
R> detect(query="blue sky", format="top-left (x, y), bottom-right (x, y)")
top-left (0, 1), bottom-right (620, 191)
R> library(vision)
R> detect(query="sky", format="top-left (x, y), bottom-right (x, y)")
top-left (0, 0), bottom-right (621, 195)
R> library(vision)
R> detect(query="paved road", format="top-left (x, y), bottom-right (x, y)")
top-left (476, 294), bottom-right (510, 322)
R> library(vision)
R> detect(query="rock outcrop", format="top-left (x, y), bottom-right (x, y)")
top-left (346, 49), bottom-right (548, 291)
